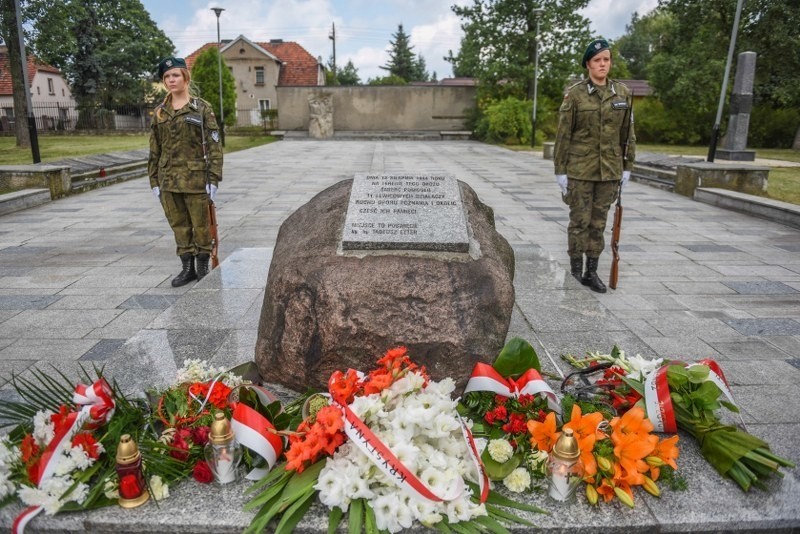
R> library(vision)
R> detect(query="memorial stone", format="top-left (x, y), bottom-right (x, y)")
top-left (717, 51), bottom-right (757, 162)
top-left (255, 177), bottom-right (515, 392)
top-left (342, 174), bottom-right (469, 252)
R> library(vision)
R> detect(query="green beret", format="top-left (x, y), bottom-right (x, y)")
top-left (582, 39), bottom-right (610, 68)
top-left (157, 57), bottom-right (187, 78)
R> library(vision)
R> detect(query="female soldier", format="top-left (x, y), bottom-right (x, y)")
top-left (149, 57), bottom-right (222, 287)
top-left (554, 39), bottom-right (635, 293)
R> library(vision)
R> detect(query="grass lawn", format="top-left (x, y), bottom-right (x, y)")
top-left (0, 133), bottom-right (278, 166)
top-left (514, 142), bottom-right (800, 205)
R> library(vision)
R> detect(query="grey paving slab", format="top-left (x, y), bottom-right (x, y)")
top-left (722, 318), bottom-right (800, 336)
top-left (723, 280), bottom-right (799, 294)
top-left (78, 338), bottom-right (126, 361)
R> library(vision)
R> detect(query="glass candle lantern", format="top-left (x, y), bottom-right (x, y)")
top-left (116, 434), bottom-right (150, 508)
top-left (547, 428), bottom-right (583, 502)
top-left (204, 412), bottom-right (242, 484)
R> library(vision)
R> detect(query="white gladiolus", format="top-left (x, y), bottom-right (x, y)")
top-left (32, 410), bottom-right (55, 447)
top-left (487, 439), bottom-right (514, 463)
top-left (626, 354), bottom-right (664, 380)
top-left (315, 370), bottom-right (486, 531)
top-left (503, 467), bottom-right (532, 493)
top-left (19, 476), bottom-right (89, 514)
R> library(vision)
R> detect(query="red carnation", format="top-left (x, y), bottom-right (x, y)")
top-left (193, 460), bottom-right (214, 483)
top-left (192, 426), bottom-right (211, 447)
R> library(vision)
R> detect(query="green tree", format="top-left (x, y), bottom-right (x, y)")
top-left (190, 47), bottom-right (236, 128)
top-left (639, 0), bottom-right (800, 145)
top-left (615, 9), bottom-right (675, 80)
top-left (0, 0), bottom-right (31, 147)
top-left (337, 60), bottom-right (361, 85)
top-left (381, 24), bottom-right (428, 82)
top-left (368, 74), bottom-right (408, 86)
top-left (25, 0), bottom-right (173, 107)
top-left (448, 0), bottom-right (592, 102)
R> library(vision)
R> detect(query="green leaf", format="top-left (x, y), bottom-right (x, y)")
top-left (274, 487), bottom-right (316, 534)
top-left (687, 365), bottom-right (710, 384)
top-left (466, 482), bottom-right (548, 515)
top-left (348, 498), bottom-right (364, 534)
top-left (493, 338), bottom-right (540, 378)
top-left (328, 506), bottom-right (345, 534)
top-left (485, 504), bottom-right (536, 527)
top-left (364, 502), bottom-right (380, 534)
top-left (481, 449), bottom-right (521, 480)
top-left (474, 514), bottom-right (512, 534)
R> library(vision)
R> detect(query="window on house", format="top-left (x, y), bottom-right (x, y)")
top-left (37, 86), bottom-right (40, 95)
top-left (47, 78), bottom-right (55, 95)
top-left (255, 67), bottom-right (264, 86)
top-left (3, 107), bottom-right (13, 118)
top-left (62, 88), bottom-right (65, 96)
top-left (258, 99), bottom-right (271, 111)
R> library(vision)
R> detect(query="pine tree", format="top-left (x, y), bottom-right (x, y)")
top-left (380, 24), bottom-right (420, 82)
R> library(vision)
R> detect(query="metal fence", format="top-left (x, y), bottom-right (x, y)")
top-left (0, 102), bottom-right (276, 135)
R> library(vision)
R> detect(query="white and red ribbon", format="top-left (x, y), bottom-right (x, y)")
top-left (464, 362), bottom-right (561, 414)
top-left (329, 373), bottom-right (489, 505)
top-left (230, 385), bottom-right (284, 480)
top-left (644, 359), bottom-right (741, 433)
top-left (14, 379), bottom-right (115, 534)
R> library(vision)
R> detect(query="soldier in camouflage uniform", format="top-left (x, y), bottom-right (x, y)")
top-left (149, 57), bottom-right (223, 287)
top-left (554, 39), bottom-right (635, 293)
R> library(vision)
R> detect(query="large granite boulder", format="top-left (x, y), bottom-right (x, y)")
top-left (255, 179), bottom-right (515, 391)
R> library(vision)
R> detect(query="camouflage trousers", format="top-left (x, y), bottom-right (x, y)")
top-left (563, 179), bottom-right (620, 258)
top-left (160, 191), bottom-right (211, 256)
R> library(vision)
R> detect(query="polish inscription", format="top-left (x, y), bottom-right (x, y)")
top-left (342, 174), bottom-right (469, 252)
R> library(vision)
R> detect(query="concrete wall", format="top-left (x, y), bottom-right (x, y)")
top-left (275, 85), bottom-right (476, 131)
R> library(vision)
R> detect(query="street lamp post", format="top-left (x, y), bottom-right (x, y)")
top-left (531, 8), bottom-right (544, 148)
top-left (211, 7), bottom-right (225, 147)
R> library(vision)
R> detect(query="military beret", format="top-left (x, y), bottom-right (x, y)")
top-left (157, 57), bottom-right (187, 78)
top-left (582, 39), bottom-right (610, 68)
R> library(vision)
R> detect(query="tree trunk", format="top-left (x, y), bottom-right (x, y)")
top-left (793, 124), bottom-right (800, 150)
top-left (0, 0), bottom-right (32, 148)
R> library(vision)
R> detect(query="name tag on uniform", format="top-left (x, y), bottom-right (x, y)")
top-left (185, 116), bottom-right (202, 127)
top-left (612, 101), bottom-right (629, 110)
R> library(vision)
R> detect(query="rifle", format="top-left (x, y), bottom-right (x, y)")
top-left (609, 184), bottom-right (622, 289)
top-left (610, 98), bottom-right (633, 290)
top-left (198, 100), bottom-right (220, 269)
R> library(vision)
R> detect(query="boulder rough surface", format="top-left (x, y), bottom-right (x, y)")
top-left (255, 179), bottom-right (515, 391)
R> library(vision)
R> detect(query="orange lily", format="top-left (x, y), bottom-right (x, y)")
top-left (649, 434), bottom-right (680, 480)
top-left (563, 404), bottom-right (605, 476)
top-left (609, 405), bottom-right (654, 440)
top-left (613, 431), bottom-right (658, 485)
top-left (527, 411), bottom-right (559, 452)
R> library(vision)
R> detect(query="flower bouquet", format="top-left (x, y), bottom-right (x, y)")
top-left (0, 365), bottom-right (180, 531)
top-left (145, 359), bottom-right (290, 485)
top-left (459, 338), bottom-right (677, 508)
top-left (564, 348), bottom-right (795, 492)
top-left (243, 347), bottom-right (545, 533)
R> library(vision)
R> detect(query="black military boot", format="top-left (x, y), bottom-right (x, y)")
top-left (569, 256), bottom-right (583, 282)
top-left (581, 256), bottom-right (607, 293)
top-left (171, 253), bottom-right (197, 287)
top-left (196, 253), bottom-right (210, 281)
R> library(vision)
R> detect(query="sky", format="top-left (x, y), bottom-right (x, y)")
top-left (140, 0), bottom-right (659, 81)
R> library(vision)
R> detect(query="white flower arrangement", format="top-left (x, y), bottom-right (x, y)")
top-left (314, 371), bottom-right (487, 533)
top-left (174, 358), bottom-right (246, 388)
top-left (0, 436), bottom-right (20, 500)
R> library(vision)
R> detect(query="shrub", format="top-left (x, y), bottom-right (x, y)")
top-left (479, 97), bottom-right (532, 145)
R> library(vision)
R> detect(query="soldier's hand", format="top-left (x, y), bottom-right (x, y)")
top-left (556, 174), bottom-right (568, 195)
top-left (621, 170), bottom-right (631, 189)
top-left (206, 183), bottom-right (218, 201)
top-left (151, 186), bottom-right (160, 200)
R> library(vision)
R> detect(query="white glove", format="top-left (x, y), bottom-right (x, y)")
top-left (622, 170), bottom-right (631, 189)
top-left (151, 186), bottom-right (160, 200)
top-left (206, 183), bottom-right (218, 201)
top-left (556, 174), bottom-right (568, 195)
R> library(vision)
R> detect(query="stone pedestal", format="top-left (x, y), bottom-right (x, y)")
top-left (674, 162), bottom-right (769, 198)
top-left (255, 179), bottom-right (515, 392)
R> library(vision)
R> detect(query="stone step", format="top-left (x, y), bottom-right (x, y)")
top-left (0, 188), bottom-right (50, 215)
top-left (694, 187), bottom-right (800, 229)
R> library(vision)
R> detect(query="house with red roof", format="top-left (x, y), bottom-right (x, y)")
top-left (185, 35), bottom-right (324, 127)
top-left (0, 45), bottom-right (76, 132)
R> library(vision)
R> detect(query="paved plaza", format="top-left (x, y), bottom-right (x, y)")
top-left (0, 140), bottom-right (798, 531)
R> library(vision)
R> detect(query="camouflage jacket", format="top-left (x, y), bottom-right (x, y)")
top-left (554, 78), bottom-right (635, 181)
top-left (148, 97), bottom-right (223, 192)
